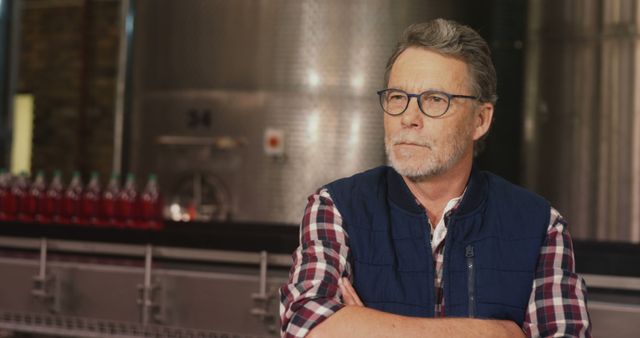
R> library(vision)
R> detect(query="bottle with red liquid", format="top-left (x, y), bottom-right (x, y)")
top-left (116, 173), bottom-right (138, 228)
top-left (14, 172), bottom-right (30, 222)
top-left (25, 170), bottom-right (46, 222)
top-left (81, 171), bottom-right (101, 226)
top-left (0, 168), bottom-right (15, 221)
top-left (43, 170), bottom-right (64, 223)
top-left (101, 173), bottom-right (120, 227)
top-left (140, 174), bottom-right (163, 230)
top-left (63, 171), bottom-right (83, 224)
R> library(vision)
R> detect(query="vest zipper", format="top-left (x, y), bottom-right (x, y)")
top-left (465, 244), bottom-right (476, 318)
top-left (426, 217), bottom-right (435, 316)
top-left (423, 215), bottom-right (437, 317)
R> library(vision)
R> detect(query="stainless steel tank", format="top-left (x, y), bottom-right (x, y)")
top-left (524, 0), bottom-right (640, 242)
top-left (128, 0), bottom-right (464, 224)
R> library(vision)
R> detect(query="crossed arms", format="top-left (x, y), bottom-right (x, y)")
top-left (279, 190), bottom-right (591, 338)
top-left (304, 277), bottom-right (524, 338)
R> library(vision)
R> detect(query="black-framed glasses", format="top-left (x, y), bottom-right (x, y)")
top-left (376, 88), bottom-right (479, 118)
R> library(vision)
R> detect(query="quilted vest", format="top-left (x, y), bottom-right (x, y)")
top-left (325, 166), bottom-right (550, 325)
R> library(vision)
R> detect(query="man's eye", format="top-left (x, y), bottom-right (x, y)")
top-left (424, 95), bottom-right (446, 103)
top-left (388, 94), bottom-right (406, 101)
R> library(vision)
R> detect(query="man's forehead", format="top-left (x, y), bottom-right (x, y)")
top-left (388, 47), bottom-right (470, 90)
top-left (392, 47), bottom-right (468, 76)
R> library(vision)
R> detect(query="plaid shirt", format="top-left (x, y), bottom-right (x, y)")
top-left (430, 194), bottom-right (462, 317)
top-left (279, 188), bottom-right (591, 338)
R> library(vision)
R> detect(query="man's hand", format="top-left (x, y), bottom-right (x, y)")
top-left (339, 277), bottom-right (364, 306)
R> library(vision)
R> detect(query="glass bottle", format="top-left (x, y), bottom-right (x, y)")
top-left (26, 170), bottom-right (46, 222)
top-left (101, 173), bottom-right (120, 227)
top-left (0, 168), bottom-right (15, 221)
top-left (140, 174), bottom-right (163, 230)
top-left (14, 172), bottom-right (30, 222)
top-left (63, 171), bottom-right (83, 224)
top-left (116, 173), bottom-right (138, 228)
top-left (43, 170), bottom-right (64, 223)
top-left (81, 171), bottom-right (101, 226)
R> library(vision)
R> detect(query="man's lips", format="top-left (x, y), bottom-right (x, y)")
top-left (396, 142), bottom-right (428, 148)
top-left (392, 141), bottom-right (433, 151)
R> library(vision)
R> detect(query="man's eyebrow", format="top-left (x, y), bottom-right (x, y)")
top-left (387, 86), bottom-right (447, 93)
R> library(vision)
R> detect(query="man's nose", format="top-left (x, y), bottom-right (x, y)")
top-left (400, 97), bottom-right (423, 129)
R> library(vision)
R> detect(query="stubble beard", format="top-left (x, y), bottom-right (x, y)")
top-left (385, 127), bottom-right (473, 181)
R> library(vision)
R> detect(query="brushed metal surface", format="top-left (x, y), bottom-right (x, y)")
top-left (524, 0), bottom-right (640, 242)
top-left (589, 301), bottom-right (640, 338)
top-left (4, 256), bottom-right (640, 337)
top-left (582, 274), bottom-right (640, 291)
top-left (0, 261), bottom-right (38, 313)
top-left (0, 252), bottom-right (287, 336)
top-left (0, 236), bottom-right (293, 267)
top-left (129, 0), bottom-right (458, 224)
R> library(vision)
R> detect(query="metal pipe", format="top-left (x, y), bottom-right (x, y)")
top-left (76, 0), bottom-right (92, 173)
top-left (631, 1), bottom-right (640, 243)
top-left (141, 244), bottom-right (152, 325)
top-left (38, 238), bottom-right (47, 280)
top-left (0, 235), bottom-right (293, 267)
top-left (522, 0), bottom-right (542, 191)
top-left (259, 250), bottom-right (267, 297)
top-left (194, 173), bottom-right (201, 217)
top-left (581, 273), bottom-right (640, 291)
top-left (112, 0), bottom-right (131, 174)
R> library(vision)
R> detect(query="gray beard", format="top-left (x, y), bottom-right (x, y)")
top-left (384, 133), bottom-right (470, 181)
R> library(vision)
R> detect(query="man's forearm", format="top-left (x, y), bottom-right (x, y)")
top-left (307, 306), bottom-right (525, 338)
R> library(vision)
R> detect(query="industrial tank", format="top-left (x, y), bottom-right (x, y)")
top-left (128, 0), bottom-right (481, 224)
top-left (524, 0), bottom-right (640, 243)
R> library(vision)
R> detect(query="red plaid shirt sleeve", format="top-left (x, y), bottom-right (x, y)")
top-left (279, 189), bottom-right (350, 338)
top-left (523, 208), bottom-right (592, 337)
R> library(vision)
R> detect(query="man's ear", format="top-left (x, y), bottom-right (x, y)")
top-left (472, 103), bottom-right (494, 141)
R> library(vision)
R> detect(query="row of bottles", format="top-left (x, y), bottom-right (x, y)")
top-left (0, 169), bottom-right (163, 230)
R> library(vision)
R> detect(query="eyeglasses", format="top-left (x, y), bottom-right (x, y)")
top-left (377, 88), bottom-right (479, 118)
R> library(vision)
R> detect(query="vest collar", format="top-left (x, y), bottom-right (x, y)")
top-left (386, 165), bottom-right (487, 216)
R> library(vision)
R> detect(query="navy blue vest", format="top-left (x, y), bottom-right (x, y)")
top-left (325, 166), bottom-right (550, 325)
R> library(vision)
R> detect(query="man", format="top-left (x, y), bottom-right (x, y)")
top-left (280, 19), bottom-right (591, 338)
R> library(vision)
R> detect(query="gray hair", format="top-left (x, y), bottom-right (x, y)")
top-left (384, 19), bottom-right (498, 105)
